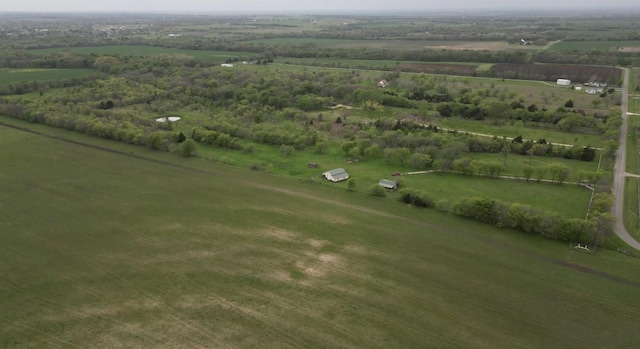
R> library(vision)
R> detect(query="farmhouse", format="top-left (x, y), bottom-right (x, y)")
top-left (323, 168), bottom-right (349, 182)
top-left (378, 179), bottom-right (398, 190)
top-left (556, 78), bottom-right (571, 86)
top-left (220, 63), bottom-right (234, 68)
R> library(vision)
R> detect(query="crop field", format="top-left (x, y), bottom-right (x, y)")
top-left (27, 46), bottom-right (251, 63)
top-left (0, 68), bottom-right (96, 87)
top-left (2, 122), bottom-right (640, 348)
top-left (549, 40), bottom-right (640, 52)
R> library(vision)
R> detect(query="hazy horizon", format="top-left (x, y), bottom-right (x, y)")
top-left (1, 0), bottom-right (639, 14)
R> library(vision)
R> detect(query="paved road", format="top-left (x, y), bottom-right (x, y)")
top-left (613, 68), bottom-right (640, 250)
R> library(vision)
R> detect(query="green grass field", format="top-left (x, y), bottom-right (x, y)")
top-left (402, 172), bottom-right (592, 219)
top-left (435, 117), bottom-right (604, 148)
top-left (0, 68), bottom-right (96, 87)
top-left (28, 46), bottom-right (252, 63)
top-left (549, 40), bottom-right (640, 51)
top-left (2, 121), bottom-right (640, 348)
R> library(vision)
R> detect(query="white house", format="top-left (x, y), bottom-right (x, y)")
top-left (220, 63), bottom-right (234, 68)
top-left (377, 80), bottom-right (388, 88)
top-left (323, 168), bottom-right (349, 182)
top-left (557, 79), bottom-right (571, 86)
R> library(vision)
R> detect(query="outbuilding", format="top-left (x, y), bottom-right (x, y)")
top-left (378, 179), bottom-right (398, 190)
top-left (323, 168), bottom-right (349, 182)
top-left (557, 79), bottom-right (571, 86)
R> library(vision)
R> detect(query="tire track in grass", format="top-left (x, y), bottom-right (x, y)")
top-left (7, 323), bottom-right (84, 349)
top-left (250, 183), bottom-right (640, 290)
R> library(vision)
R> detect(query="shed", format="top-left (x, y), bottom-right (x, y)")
top-left (323, 168), bottom-right (349, 182)
top-left (557, 79), bottom-right (571, 86)
top-left (308, 162), bottom-right (318, 168)
top-left (378, 179), bottom-right (398, 190)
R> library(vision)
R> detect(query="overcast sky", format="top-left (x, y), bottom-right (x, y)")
top-left (0, 0), bottom-right (636, 13)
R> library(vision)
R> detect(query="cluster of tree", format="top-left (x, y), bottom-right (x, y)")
top-left (398, 188), bottom-right (434, 207)
top-left (191, 127), bottom-right (244, 150)
top-left (449, 194), bottom-right (614, 246)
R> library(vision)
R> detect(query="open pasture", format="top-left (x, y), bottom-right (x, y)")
top-left (1, 122), bottom-right (640, 348)
top-left (0, 68), bottom-right (96, 87)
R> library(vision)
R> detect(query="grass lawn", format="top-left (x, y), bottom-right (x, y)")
top-left (0, 68), bottom-right (96, 87)
top-left (624, 177), bottom-right (640, 241)
top-left (2, 121), bottom-right (640, 348)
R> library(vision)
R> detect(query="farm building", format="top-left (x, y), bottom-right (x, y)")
top-left (377, 80), bottom-right (388, 88)
top-left (557, 79), bottom-right (571, 86)
top-left (323, 168), bottom-right (349, 182)
top-left (220, 63), bottom-right (234, 68)
top-left (586, 87), bottom-right (604, 94)
top-left (378, 179), bottom-right (398, 190)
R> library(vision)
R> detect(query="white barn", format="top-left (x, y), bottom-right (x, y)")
top-left (323, 168), bottom-right (349, 182)
top-left (557, 79), bottom-right (571, 86)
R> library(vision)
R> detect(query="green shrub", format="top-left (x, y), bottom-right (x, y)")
top-left (369, 184), bottom-right (386, 197)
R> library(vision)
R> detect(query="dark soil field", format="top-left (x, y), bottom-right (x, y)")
top-left (491, 64), bottom-right (622, 84)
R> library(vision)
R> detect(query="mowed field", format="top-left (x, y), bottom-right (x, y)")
top-left (1, 123), bottom-right (640, 348)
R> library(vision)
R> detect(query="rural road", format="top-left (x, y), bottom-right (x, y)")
top-left (613, 68), bottom-right (640, 250)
